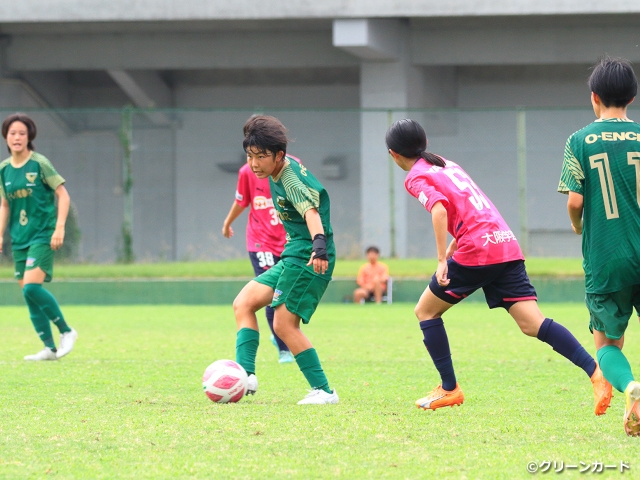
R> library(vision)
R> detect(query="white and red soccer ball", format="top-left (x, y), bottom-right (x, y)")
top-left (202, 359), bottom-right (248, 403)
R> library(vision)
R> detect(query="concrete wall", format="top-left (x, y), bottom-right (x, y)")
top-left (1, 8), bottom-right (638, 261)
top-left (0, 0), bottom-right (638, 22)
top-left (0, 78), bottom-right (632, 261)
top-left (173, 106), bottom-right (362, 261)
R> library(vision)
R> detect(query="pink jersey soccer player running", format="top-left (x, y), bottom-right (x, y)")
top-left (404, 159), bottom-right (524, 268)
top-left (385, 118), bottom-right (610, 415)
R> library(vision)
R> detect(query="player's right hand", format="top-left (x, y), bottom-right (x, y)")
top-left (436, 260), bottom-right (450, 287)
top-left (222, 224), bottom-right (233, 238)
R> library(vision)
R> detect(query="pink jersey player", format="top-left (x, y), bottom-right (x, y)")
top-left (404, 159), bottom-right (524, 266)
top-left (233, 162), bottom-right (286, 255)
top-left (384, 118), bottom-right (607, 416)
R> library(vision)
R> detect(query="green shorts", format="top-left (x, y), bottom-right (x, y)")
top-left (586, 286), bottom-right (640, 340)
top-left (13, 244), bottom-right (55, 283)
top-left (254, 260), bottom-right (329, 324)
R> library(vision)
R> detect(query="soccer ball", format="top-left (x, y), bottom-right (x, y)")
top-left (202, 359), bottom-right (248, 403)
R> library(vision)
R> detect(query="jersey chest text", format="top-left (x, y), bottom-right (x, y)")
top-left (272, 190), bottom-right (298, 223)
top-left (3, 166), bottom-right (41, 202)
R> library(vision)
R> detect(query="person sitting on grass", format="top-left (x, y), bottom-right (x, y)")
top-left (353, 246), bottom-right (389, 304)
top-left (231, 115), bottom-right (338, 405)
top-left (386, 117), bottom-right (611, 415)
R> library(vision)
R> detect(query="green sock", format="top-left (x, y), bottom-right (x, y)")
top-left (295, 348), bottom-right (331, 393)
top-left (23, 285), bottom-right (56, 350)
top-left (597, 345), bottom-right (635, 393)
top-left (32, 284), bottom-right (71, 333)
top-left (236, 328), bottom-right (259, 376)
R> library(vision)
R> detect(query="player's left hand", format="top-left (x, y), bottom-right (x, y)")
top-left (571, 221), bottom-right (583, 235)
top-left (51, 227), bottom-right (65, 251)
top-left (445, 240), bottom-right (458, 259)
top-left (307, 252), bottom-right (328, 275)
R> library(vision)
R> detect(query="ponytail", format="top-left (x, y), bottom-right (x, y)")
top-left (386, 119), bottom-right (447, 167)
top-left (419, 150), bottom-right (446, 168)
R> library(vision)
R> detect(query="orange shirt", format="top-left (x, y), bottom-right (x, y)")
top-left (357, 262), bottom-right (389, 291)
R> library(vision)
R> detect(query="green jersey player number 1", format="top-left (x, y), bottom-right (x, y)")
top-left (558, 56), bottom-right (640, 437)
top-left (559, 118), bottom-right (640, 294)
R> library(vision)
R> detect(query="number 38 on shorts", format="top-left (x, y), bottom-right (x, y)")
top-left (256, 251), bottom-right (276, 268)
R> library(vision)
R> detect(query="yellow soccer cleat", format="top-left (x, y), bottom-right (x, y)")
top-left (624, 381), bottom-right (640, 436)
top-left (591, 363), bottom-right (613, 416)
top-left (416, 383), bottom-right (464, 411)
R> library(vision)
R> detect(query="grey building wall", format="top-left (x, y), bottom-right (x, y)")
top-left (0, 5), bottom-right (638, 261)
top-left (173, 107), bottom-right (361, 261)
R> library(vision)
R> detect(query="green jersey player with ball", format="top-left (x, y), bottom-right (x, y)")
top-left (231, 115), bottom-right (338, 404)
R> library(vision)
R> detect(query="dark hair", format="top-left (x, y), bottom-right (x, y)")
top-left (242, 115), bottom-right (288, 156)
top-left (588, 56), bottom-right (637, 108)
top-left (365, 246), bottom-right (380, 255)
top-left (2, 113), bottom-right (36, 153)
top-left (385, 118), bottom-right (445, 168)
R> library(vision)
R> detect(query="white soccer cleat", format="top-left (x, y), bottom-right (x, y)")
top-left (56, 328), bottom-right (78, 359)
top-left (246, 374), bottom-right (258, 396)
top-left (24, 347), bottom-right (57, 361)
top-left (297, 388), bottom-right (339, 405)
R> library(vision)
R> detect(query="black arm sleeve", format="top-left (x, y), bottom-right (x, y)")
top-left (312, 234), bottom-right (328, 261)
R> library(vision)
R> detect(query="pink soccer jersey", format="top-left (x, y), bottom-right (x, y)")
top-left (235, 163), bottom-right (286, 254)
top-left (405, 159), bottom-right (524, 266)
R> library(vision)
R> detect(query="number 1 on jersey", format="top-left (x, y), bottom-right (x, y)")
top-left (589, 152), bottom-right (640, 219)
top-left (589, 153), bottom-right (619, 219)
top-left (627, 152), bottom-right (640, 208)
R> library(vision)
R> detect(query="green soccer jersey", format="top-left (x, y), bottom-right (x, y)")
top-left (0, 152), bottom-right (65, 249)
top-left (558, 118), bottom-right (640, 294)
top-left (269, 156), bottom-right (335, 279)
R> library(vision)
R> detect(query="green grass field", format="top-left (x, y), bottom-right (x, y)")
top-left (0, 257), bottom-right (585, 280)
top-left (1, 302), bottom-right (638, 479)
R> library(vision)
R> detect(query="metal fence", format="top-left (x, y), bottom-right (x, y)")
top-left (1, 106), bottom-right (635, 262)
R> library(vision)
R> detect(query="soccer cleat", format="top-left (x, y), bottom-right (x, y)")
top-left (270, 334), bottom-right (278, 349)
top-left (24, 347), bottom-right (57, 361)
top-left (246, 374), bottom-right (258, 396)
top-left (624, 381), bottom-right (640, 436)
top-left (278, 350), bottom-right (294, 363)
top-left (590, 363), bottom-right (613, 416)
top-left (56, 328), bottom-right (78, 359)
top-left (297, 389), bottom-right (339, 405)
top-left (416, 384), bottom-right (464, 410)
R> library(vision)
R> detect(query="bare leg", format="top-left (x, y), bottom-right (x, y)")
top-left (272, 304), bottom-right (312, 355)
top-left (373, 281), bottom-right (384, 304)
top-left (233, 281), bottom-right (276, 378)
top-left (593, 329), bottom-right (624, 350)
top-left (21, 266), bottom-right (46, 287)
top-left (507, 300), bottom-right (545, 336)
top-left (353, 287), bottom-right (369, 304)
top-left (233, 280), bottom-right (274, 330)
top-left (414, 286), bottom-right (454, 320)
top-left (273, 304), bottom-right (333, 394)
